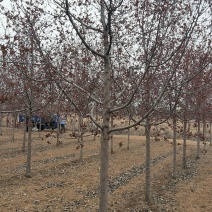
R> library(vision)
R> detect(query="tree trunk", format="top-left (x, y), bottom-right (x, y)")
top-left (22, 113), bottom-right (27, 152)
top-left (25, 110), bottom-right (32, 178)
top-left (127, 114), bottom-right (130, 149)
top-left (99, 56), bottom-right (110, 212)
top-left (15, 112), bottom-right (18, 131)
top-left (0, 112), bottom-right (2, 135)
top-left (172, 107), bottom-right (177, 178)
top-left (72, 114), bottom-right (76, 133)
top-left (77, 113), bottom-right (81, 143)
top-left (110, 115), bottom-right (114, 154)
top-left (196, 120), bottom-right (201, 159)
top-left (56, 113), bottom-right (60, 146)
top-left (210, 122), bottom-right (212, 146)
top-left (78, 115), bottom-right (84, 160)
top-left (38, 116), bottom-right (42, 138)
top-left (187, 120), bottom-right (191, 134)
top-left (203, 120), bottom-right (206, 152)
top-left (6, 113), bottom-right (9, 127)
top-left (25, 35), bottom-right (34, 177)
top-left (182, 119), bottom-right (187, 169)
top-left (79, 135), bottom-right (84, 160)
top-left (145, 117), bottom-right (151, 203)
top-left (11, 112), bottom-right (15, 142)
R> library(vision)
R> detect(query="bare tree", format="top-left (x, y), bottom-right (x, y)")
top-left (1, 0), bottom-right (211, 210)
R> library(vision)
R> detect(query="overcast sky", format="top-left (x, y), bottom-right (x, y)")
top-left (1, 0), bottom-right (11, 9)
top-left (0, 0), bottom-right (11, 34)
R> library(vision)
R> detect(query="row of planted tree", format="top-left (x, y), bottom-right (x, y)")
top-left (0, 111), bottom-right (212, 207)
top-left (0, 0), bottom-right (211, 211)
top-left (3, 113), bottom-right (212, 155)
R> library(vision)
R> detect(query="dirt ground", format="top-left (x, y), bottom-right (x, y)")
top-left (0, 124), bottom-right (212, 212)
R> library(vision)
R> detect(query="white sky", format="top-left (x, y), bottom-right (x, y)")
top-left (0, 0), bottom-right (11, 34)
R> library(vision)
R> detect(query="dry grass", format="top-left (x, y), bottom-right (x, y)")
top-left (0, 122), bottom-right (212, 212)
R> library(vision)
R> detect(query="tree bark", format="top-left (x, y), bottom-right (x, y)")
top-left (172, 106), bottom-right (177, 178)
top-left (77, 113), bottom-right (81, 143)
top-left (11, 112), bottom-right (15, 142)
top-left (127, 114), bottom-right (130, 149)
top-left (182, 119), bottom-right (187, 169)
top-left (145, 117), bottom-right (151, 203)
top-left (110, 115), bottom-right (114, 154)
top-left (25, 110), bottom-right (32, 178)
top-left (38, 116), bottom-right (42, 138)
top-left (210, 122), bottom-right (212, 146)
top-left (6, 113), bottom-right (9, 127)
top-left (22, 112), bottom-right (27, 152)
top-left (99, 56), bottom-right (110, 212)
top-left (72, 114), bottom-right (76, 133)
top-left (203, 120), bottom-right (206, 152)
top-left (78, 114), bottom-right (84, 160)
top-left (0, 112), bottom-right (2, 135)
top-left (56, 113), bottom-right (60, 146)
top-left (196, 120), bottom-right (201, 159)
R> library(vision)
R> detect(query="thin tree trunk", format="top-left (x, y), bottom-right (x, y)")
top-left (110, 115), bottom-right (114, 154)
top-left (90, 103), bottom-right (97, 141)
top-left (79, 134), bottom-right (84, 160)
top-left (72, 114), bottom-right (76, 133)
top-left (11, 112), bottom-right (15, 142)
top-left (127, 114), bottom-right (130, 149)
top-left (25, 110), bottom-right (32, 178)
top-left (70, 114), bottom-right (73, 130)
top-left (25, 35), bottom-right (34, 177)
top-left (56, 113), bottom-right (60, 145)
top-left (145, 117), bottom-right (151, 203)
top-left (77, 113), bottom-right (81, 143)
top-left (172, 106), bottom-right (177, 178)
top-left (22, 113), bottom-right (27, 152)
top-left (203, 120), bottom-right (206, 152)
top-left (187, 120), bottom-right (191, 134)
top-left (210, 122), bottom-right (212, 146)
top-left (6, 113), bottom-right (9, 127)
top-left (0, 112), bottom-right (2, 135)
top-left (196, 120), bottom-right (201, 159)
top-left (78, 115), bottom-right (84, 160)
top-left (99, 56), bottom-right (110, 212)
top-left (38, 116), bottom-right (42, 138)
top-left (15, 112), bottom-right (18, 131)
top-left (182, 119), bottom-right (187, 169)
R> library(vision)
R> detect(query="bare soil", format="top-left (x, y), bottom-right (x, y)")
top-left (0, 125), bottom-right (212, 212)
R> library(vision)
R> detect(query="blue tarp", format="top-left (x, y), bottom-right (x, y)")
top-left (19, 114), bottom-right (66, 130)
top-left (19, 115), bottom-right (44, 123)
top-left (19, 115), bottom-right (25, 122)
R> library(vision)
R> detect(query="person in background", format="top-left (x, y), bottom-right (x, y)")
top-left (60, 116), bottom-right (66, 133)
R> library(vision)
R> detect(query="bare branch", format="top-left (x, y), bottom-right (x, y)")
top-left (65, 0), bottom-right (105, 58)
